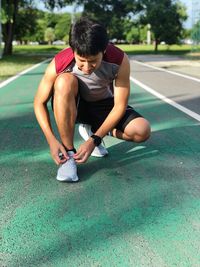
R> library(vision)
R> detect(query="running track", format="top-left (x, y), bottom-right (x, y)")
top-left (0, 58), bottom-right (199, 267)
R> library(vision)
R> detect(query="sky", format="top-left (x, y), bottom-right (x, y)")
top-left (181, 0), bottom-right (192, 28)
top-left (38, 0), bottom-right (195, 29)
top-left (37, 2), bottom-right (83, 14)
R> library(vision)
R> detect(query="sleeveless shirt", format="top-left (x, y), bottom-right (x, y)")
top-left (54, 43), bottom-right (124, 102)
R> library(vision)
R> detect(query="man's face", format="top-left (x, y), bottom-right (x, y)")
top-left (74, 52), bottom-right (103, 75)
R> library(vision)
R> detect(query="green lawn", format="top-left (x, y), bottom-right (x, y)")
top-left (0, 44), bottom-right (199, 83)
top-left (0, 54), bottom-right (49, 82)
top-left (12, 44), bottom-right (193, 55)
top-left (118, 44), bottom-right (192, 54)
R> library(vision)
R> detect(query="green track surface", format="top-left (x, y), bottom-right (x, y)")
top-left (0, 61), bottom-right (200, 267)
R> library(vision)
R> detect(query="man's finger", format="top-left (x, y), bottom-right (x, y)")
top-left (75, 152), bottom-right (89, 163)
top-left (73, 150), bottom-right (84, 159)
top-left (53, 155), bottom-right (60, 165)
top-left (60, 147), bottom-right (69, 160)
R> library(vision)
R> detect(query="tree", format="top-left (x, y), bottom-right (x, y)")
top-left (77, 0), bottom-right (142, 40)
top-left (54, 13), bottom-right (71, 41)
top-left (2, 0), bottom-right (20, 55)
top-left (1, 0), bottom-right (73, 56)
top-left (15, 7), bottom-right (39, 44)
top-left (43, 0), bottom-right (73, 10)
top-left (126, 27), bottom-right (140, 44)
top-left (141, 0), bottom-right (187, 51)
top-left (191, 20), bottom-right (200, 44)
top-left (44, 27), bottom-right (55, 44)
top-left (33, 12), bottom-right (48, 43)
top-left (140, 0), bottom-right (187, 51)
top-left (37, 0), bottom-right (141, 43)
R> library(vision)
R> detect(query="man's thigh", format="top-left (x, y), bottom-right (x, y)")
top-left (77, 97), bottom-right (143, 133)
top-left (116, 106), bottom-right (143, 132)
top-left (76, 97), bottom-right (114, 129)
top-left (76, 97), bottom-right (92, 125)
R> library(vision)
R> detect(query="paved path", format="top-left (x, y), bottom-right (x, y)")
top-left (130, 59), bottom-right (200, 115)
top-left (132, 54), bottom-right (200, 79)
top-left (0, 59), bottom-right (200, 267)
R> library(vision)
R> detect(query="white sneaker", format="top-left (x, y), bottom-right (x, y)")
top-left (78, 124), bottom-right (108, 157)
top-left (56, 151), bottom-right (79, 182)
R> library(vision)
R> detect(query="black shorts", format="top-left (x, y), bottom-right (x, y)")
top-left (76, 97), bottom-right (142, 132)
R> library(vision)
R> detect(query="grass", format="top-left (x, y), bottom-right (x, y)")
top-left (0, 44), bottom-right (199, 83)
top-left (118, 44), bottom-right (192, 54)
top-left (13, 44), bottom-right (62, 56)
top-left (0, 54), bottom-right (49, 82)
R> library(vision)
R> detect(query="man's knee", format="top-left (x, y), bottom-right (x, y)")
top-left (54, 73), bottom-right (78, 97)
top-left (135, 127), bottom-right (151, 142)
top-left (125, 118), bottom-right (151, 143)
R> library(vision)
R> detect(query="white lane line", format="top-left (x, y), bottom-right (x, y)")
top-left (133, 60), bottom-right (200, 83)
top-left (0, 58), bottom-right (50, 89)
top-left (130, 76), bottom-right (200, 122)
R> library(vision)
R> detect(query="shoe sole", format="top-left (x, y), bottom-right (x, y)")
top-left (56, 176), bottom-right (79, 182)
top-left (91, 151), bottom-right (108, 157)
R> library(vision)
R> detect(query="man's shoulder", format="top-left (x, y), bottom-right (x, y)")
top-left (103, 43), bottom-right (124, 65)
top-left (54, 47), bottom-right (74, 74)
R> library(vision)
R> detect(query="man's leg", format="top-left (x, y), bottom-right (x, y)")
top-left (53, 73), bottom-right (78, 150)
top-left (80, 98), bottom-right (150, 143)
top-left (112, 117), bottom-right (151, 142)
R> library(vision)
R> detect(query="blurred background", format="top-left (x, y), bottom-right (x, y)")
top-left (0, 0), bottom-right (199, 81)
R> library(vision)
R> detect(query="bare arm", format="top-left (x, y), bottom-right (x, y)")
top-left (74, 53), bottom-right (130, 163)
top-left (95, 53), bottom-right (130, 137)
top-left (34, 59), bottom-right (68, 164)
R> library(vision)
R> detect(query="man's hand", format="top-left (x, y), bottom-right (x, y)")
top-left (73, 139), bottom-right (95, 163)
top-left (49, 139), bottom-right (69, 165)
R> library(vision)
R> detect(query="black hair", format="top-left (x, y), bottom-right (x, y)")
top-left (69, 17), bottom-right (109, 56)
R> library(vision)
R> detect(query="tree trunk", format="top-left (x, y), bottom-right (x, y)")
top-left (154, 39), bottom-right (159, 53)
top-left (3, 22), bottom-right (14, 55)
top-left (3, 0), bottom-right (19, 56)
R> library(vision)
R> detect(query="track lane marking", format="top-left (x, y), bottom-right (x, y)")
top-left (1, 57), bottom-right (200, 122)
top-left (133, 60), bottom-right (200, 83)
top-left (130, 76), bottom-right (200, 122)
top-left (0, 59), bottom-right (50, 89)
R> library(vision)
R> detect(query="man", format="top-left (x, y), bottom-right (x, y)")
top-left (34, 17), bottom-right (150, 182)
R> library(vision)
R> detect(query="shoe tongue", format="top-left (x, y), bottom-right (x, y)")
top-left (67, 151), bottom-right (75, 157)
